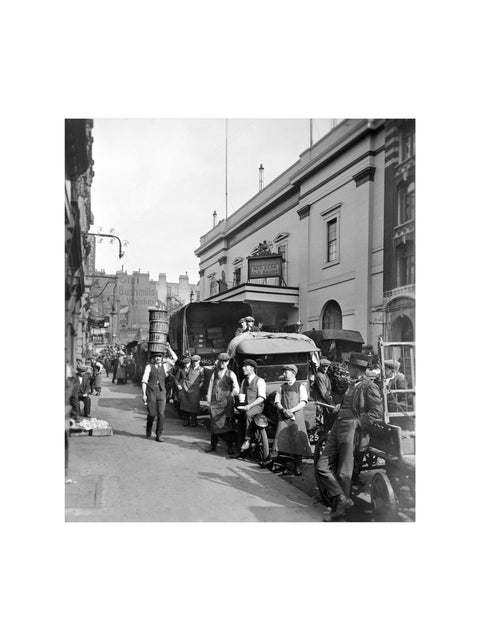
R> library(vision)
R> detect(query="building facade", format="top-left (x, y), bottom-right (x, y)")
top-left (382, 119), bottom-right (415, 341)
top-left (195, 119), bottom-right (391, 350)
top-left (89, 268), bottom-right (199, 345)
top-left (65, 119), bottom-right (95, 365)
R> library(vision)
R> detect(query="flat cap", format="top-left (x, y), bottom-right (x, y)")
top-left (319, 358), bottom-right (331, 366)
top-left (191, 355), bottom-right (201, 362)
top-left (245, 316), bottom-right (255, 322)
top-left (217, 353), bottom-right (230, 362)
top-left (77, 364), bottom-right (87, 372)
top-left (242, 358), bottom-right (257, 368)
top-left (282, 364), bottom-right (298, 375)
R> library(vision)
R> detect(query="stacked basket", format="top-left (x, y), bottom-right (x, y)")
top-left (148, 308), bottom-right (168, 355)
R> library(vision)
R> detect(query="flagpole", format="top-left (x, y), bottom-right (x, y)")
top-left (225, 118), bottom-right (228, 219)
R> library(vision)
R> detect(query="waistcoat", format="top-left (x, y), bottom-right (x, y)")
top-left (147, 364), bottom-right (166, 392)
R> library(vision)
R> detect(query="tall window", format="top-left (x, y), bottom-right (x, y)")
top-left (397, 241), bottom-right (415, 286)
top-left (278, 243), bottom-right (287, 283)
top-left (322, 300), bottom-right (342, 329)
top-left (233, 266), bottom-right (242, 286)
top-left (397, 181), bottom-right (415, 226)
top-left (327, 219), bottom-right (338, 262)
top-left (399, 127), bottom-right (415, 163)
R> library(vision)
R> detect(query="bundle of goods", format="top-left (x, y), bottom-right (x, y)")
top-left (328, 362), bottom-right (350, 403)
top-left (70, 417), bottom-right (113, 437)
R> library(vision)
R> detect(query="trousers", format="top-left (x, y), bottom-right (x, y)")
top-left (146, 388), bottom-right (166, 437)
top-left (71, 394), bottom-right (91, 419)
top-left (314, 416), bottom-right (359, 503)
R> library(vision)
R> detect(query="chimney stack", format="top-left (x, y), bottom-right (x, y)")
top-left (259, 164), bottom-right (264, 191)
top-left (212, 210), bottom-right (217, 228)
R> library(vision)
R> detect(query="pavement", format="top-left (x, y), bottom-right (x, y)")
top-left (66, 377), bottom-right (328, 522)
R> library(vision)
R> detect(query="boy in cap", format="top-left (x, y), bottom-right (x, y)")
top-left (315, 352), bottom-right (383, 520)
top-left (206, 353), bottom-right (239, 454)
top-left (175, 354), bottom-right (204, 427)
top-left (384, 359), bottom-right (407, 412)
top-left (245, 316), bottom-right (260, 332)
top-left (237, 359), bottom-right (266, 453)
top-left (273, 364), bottom-right (311, 475)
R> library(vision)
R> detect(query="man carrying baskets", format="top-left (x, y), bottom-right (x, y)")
top-left (141, 343), bottom-right (178, 442)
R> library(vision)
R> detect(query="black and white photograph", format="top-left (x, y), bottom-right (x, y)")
top-left (65, 118), bottom-right (416, 523)
top-left (4, 2), bottom-right (478, 640)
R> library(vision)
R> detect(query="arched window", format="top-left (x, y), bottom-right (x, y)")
top-left (322, 300), bottom-right (342, 329)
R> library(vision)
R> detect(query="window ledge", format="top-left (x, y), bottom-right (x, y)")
top-left (323, 258), bottom-right (340, 270)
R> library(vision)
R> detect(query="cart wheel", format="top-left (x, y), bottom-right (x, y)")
top-left (371, 472), bottom-right (398, 521)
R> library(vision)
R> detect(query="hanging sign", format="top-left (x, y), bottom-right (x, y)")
top-left (248, 254), bottom-right (283, 279)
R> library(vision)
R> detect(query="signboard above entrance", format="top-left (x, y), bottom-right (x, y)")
top-left (247, 254), bottom-right (283, 279)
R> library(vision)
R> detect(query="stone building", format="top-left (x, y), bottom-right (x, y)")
top-left (89, 268), bottom-right (199, 345)
top-left (65, 119), bottom-right (95, 364)
top-left (195, 119), bottom-right (415, 350)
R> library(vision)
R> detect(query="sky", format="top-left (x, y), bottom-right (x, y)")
top-left (91, 118), bottom-right (332, 282)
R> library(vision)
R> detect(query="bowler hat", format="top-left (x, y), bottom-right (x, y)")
top-left (282, 364), bottom-right (298, 375)
top-left (253, 414), bottom-right (268, 428)
top-left (347, 353), bottom-right (370, 369)
top-left (319, 358), bottom-right (331, 366)
top-left (243, 358), bottom-right (257, 368)
top-left (217, 353), bottom-right (230, 362)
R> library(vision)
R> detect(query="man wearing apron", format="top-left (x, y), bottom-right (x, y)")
top-left (176, 355), bottom-right (205, 426)
top-left (273, 364), bottom-right (311, 476)
top-left (205, 353), bottom-right (239, 454)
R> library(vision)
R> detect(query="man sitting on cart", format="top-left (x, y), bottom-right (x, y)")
top-left (384, 359), bottom-right (407, 413)
top-left (237, 359), bottom-right (266, 454)
top-left (315, 352), bottom-right (383, 521)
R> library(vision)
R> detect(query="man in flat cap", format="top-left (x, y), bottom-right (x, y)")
top-left (206, 353), bottom-right (239, 454)
top-left (245, 316), bottom-right (260, 332)
top-left (175, 354), bottom-right (205, 427)
top-left (70, 363), bottom-right (92, 420)
top-left (273, 364), bottom-right (311, 475)
top-left (315, 352), bottom-right (383, 520)
top-left (312, 358), bottom-right (334, 432)
top-left (237, 359), bottom-right (266, 453)
top-left (384, 359), bottom-right (407, 413)
top-left (235, 318), bottom-right (248, 336)
top-left (142, 343), bottom-right (178, 441)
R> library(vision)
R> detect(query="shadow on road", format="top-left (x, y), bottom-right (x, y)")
top-left (197, 464), bottom-right (316, 516)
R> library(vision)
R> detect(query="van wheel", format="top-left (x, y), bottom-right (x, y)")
top-left (255, 428), bottom-right (269, 463)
